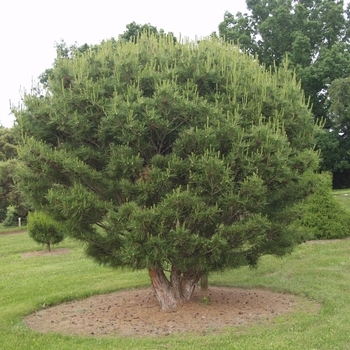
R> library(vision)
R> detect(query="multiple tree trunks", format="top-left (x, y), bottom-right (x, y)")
top-left (149, 267), bottom-right (202, 310)
top-left (16, 35), bottom-right (321, 310)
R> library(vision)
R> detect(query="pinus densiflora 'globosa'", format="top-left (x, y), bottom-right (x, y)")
top-left (16, 34), bottom-right (320, 309)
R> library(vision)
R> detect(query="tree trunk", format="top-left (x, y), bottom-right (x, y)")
top-left (170, 266), bottom-right (200, 301)
top-left (149, 267), bottom-right (202, 310)
top-left (200, 274), bottom-right (208, 291)
top-left (149, 268), bottom-right (178, 309)
top-left (47, 242), bottom-right (51, 252)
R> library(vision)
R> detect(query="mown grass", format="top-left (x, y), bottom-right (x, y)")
top-left (0, 223), bottom-right (26, 232)
top-left (1, 230), bottom-right (350, 349)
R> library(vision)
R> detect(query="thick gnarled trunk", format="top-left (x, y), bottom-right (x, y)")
top-left (149, 266), bottom-right (202, 310)
top-left (149, 268), bottom-right (178, 309)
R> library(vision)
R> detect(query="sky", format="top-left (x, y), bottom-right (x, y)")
top-left (0, 0), bottom-right (249, 128)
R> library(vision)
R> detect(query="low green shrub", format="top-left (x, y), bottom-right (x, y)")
top-left (301, 173), bottom-right (350, 240)
top-left (27, 211), bottom-right (64, 251)
top-left (2, 205), bottom-right (27, 227)
top-left (2, 205), bottom-right (19, 227)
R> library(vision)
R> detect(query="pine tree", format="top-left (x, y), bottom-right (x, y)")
top-left (15, 35), bottom-right (320, 309)
top-left (27, 211), bottom-right (64, 252)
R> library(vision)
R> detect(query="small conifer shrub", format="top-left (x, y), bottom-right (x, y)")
top-left (301, 173), bottom-right (350, 240)
top-left (27, 211), bottom-right (64, 251)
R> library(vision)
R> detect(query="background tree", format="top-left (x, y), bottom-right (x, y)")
top-left (326, 77), bottom-right (350, 186)
top-left (15, 35), bottom-right (320, 309)
top-left (218, 0), bottom-right (350, 186)
top-left (0, 127), bottom-right (27, 222)
top-left (118, 21), bottom-right (176, 42)
top-left (27, 211), bottom-right (64, 252)
top-left (0, 127), bottom-right (17, 221)
top-left (2, 205), bottom-right (18, 227)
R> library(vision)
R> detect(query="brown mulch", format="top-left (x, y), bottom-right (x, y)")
top-left (24, 286), bottom-right (319, 338)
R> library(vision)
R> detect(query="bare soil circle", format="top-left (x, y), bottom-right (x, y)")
top-left (24, 286), bottom-right (319, 338)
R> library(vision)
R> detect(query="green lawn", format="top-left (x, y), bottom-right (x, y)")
top-left (0, 223), bottom-right (26, 232)
top-left (1, 231), bottom-right (350, 349)
top-left (333, 189), bottom-right (350, 214)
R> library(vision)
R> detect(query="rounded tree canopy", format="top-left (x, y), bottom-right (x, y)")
top-left (27, 211), bottom-right (64, 251)
top-left (16, 34), bottom-right (320, 274)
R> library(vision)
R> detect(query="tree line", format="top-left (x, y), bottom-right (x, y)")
top-left (217, 0), bottom-right (350, 188)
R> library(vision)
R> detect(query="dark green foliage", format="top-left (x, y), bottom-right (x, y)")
top-left (301, 173), bottom-right (350, 239)
top-left (0, 161), bottom-right (16, 222)
top-left (0, 127), bottom-right (28, 221)
top-left (315, 76), bottom-right (350, 187)
top-left (27, 211), bottom-right (64, 251)
top-left (118, 21), bottom-right (176, 43)
top-left (2, 206), bottom-right (19, 227)
top-left (15, 34), bottom-right (320, 303)
top-left (0, 127), bottom-right (18, 160)
top-left (329, 77), bottom-right (350, 134)
top-left (218, 0), bottom-right (350, 180)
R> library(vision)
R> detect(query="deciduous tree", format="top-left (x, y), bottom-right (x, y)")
top-left (218, 0), bottom-right (350, 181)
top-left (119, 22), bottom-right (175, 42)
top-left (0, 127), bottom-right (27, 221)
top-left (326, 77), bottom-right (350, 186)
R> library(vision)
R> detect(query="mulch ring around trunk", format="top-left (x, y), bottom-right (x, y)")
top-left (24, 286), bottom-right (320, 338)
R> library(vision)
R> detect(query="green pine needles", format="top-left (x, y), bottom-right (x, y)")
top-left (301, 173), bottom-right (350, 240)
top-left (16, 34), bottom-right (321, 309)
top-left (27, 211), bottom-right (64, 252)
